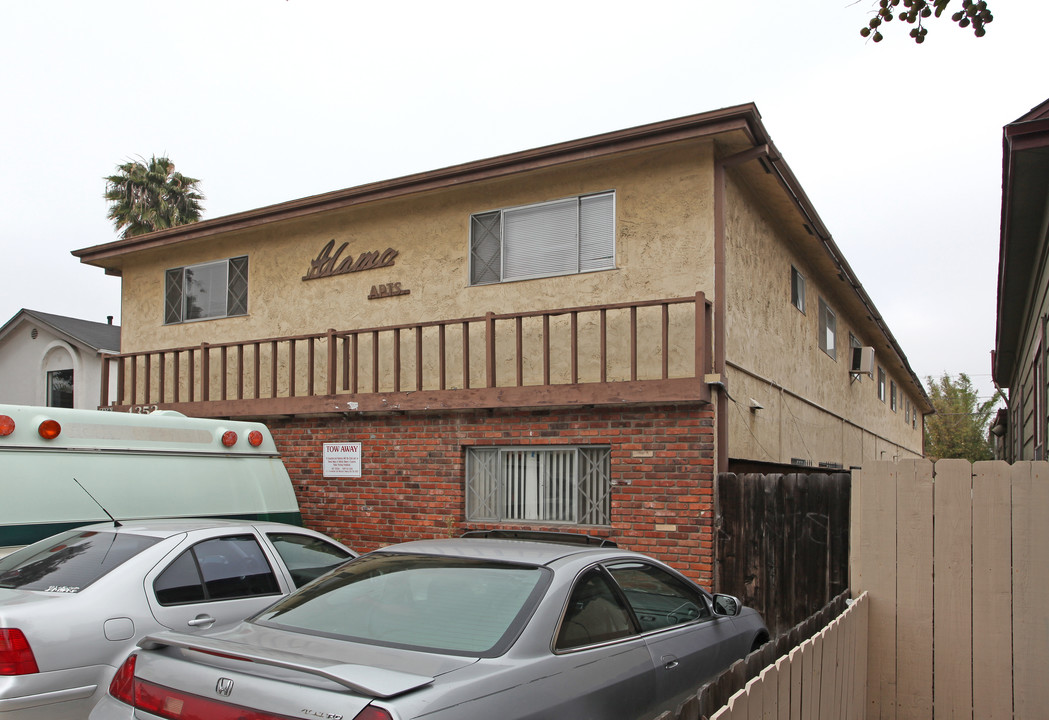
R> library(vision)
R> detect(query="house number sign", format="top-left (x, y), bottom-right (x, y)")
top-left (303, 239), bottom-right (399, 281)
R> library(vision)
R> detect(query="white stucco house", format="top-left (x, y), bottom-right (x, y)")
top-left (0, 310), bottom-right (120, 409)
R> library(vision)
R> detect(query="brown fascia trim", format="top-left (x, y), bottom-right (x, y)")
top-left (72, 103), bottom-right (764, 268)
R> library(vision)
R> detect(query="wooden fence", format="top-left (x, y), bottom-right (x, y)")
top-left (717, 472), bottom-right (850, 638)
top-left (650, 591), bottom-right (866, 720)
top-left (709, 592), bottom-right (868, 719)
top-left (850, 460), bottom-right (1049, 719)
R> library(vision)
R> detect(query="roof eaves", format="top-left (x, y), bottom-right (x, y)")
top-left (72, 104), bottom-right (764, 268)
top-left (994, 103), bottom-right (1049, 384)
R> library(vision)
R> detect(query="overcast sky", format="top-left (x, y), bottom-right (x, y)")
top-left (2, 1), bottom-right (1044, 404)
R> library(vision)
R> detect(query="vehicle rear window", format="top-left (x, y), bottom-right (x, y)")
top-left (254, 553), bottom-right (550, 657)
top-left (266, 532), bottom-right (354, 588)
top-left (0, 529), bottom-right (161, 592)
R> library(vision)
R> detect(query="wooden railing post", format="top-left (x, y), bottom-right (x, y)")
top-left (307, 338), bottom-right (315, 396)
top-left (393, 328), bottom-right (401, 393)
top-left (288, 339), bottom-right (296, 397)
top-left (144, 353), bottom-right (152, 404)
top-left (117, 356), bottom-right (125, 406)
top-left (130, 355), bottom-right (138, 406)
top-left (696, 292), bottom-right (709, 379)
top-left (100, 354), bottom-right (111, 408)
top-left (174, 351), bottom-right (181, 403)
top-left (486, 313), bottom-right (496, 388)
top-left (220, 346), bottom-right (228, 401)
top-left (327, 329), bottom-right (337, 396)
top-left (200, 343), bottom-right (210, 402)
top-left (159, 351), bottom-right (166, 404)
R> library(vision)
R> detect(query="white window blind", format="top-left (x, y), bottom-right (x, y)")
top-left (470, 191), bottom-right (615, 285)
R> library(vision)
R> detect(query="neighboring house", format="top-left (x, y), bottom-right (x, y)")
top-left (73, 104), bottom-right (930, 580)
top-left (0, 309), bottom-right (120, 409)
top-left (994, 98), bottom-right (1049, 461)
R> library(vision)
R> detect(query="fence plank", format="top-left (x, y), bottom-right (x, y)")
top-left (895, 460), bottom-right (933, 719)
top-left (774, 655), bottom-right (791, 720)
top-left (817, 622), bottom-right (837, 720)
top-left (1013, 462), bottom-right (1049, 717)
top-left (932, 459), bottom-right (973, 719)
top-left (744, 674), bottom-right (763, 720)
top-left (853, 594), bottom-right (869, 720)
top-left (789, 644), bottom-right (803, 720)
top-left (850, 461), bottom-right (897, 719)
top-left (971, 461), bottom-right (1013, 719)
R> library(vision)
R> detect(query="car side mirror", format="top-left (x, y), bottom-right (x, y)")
top-left (712, 594), bottom-right (741, 617)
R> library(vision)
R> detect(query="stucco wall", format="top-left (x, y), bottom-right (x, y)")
top-left (118, 141), bottom-right (719, 356)
top-left (723, 172), bottom-right (924, 467)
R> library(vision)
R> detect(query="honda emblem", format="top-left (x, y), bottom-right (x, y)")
top-left (216, 677), bottom-right (235, 697)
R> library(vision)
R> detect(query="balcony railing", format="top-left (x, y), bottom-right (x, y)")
top-left (101, 294), bottom-right (713, 417)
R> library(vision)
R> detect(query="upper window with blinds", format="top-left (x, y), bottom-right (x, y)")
top-left (469, 191), bottom-right (616, 285)
top-left (165, 256), bottom-right (248, 324)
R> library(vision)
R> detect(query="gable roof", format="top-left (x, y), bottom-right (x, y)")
top-left (0, 309), bottom-right (121, 353)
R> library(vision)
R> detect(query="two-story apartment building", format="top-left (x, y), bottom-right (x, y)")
top-left (73, 104), bottom-right (929, 584)
top-left (994, 98), bottom-right (1049, 460)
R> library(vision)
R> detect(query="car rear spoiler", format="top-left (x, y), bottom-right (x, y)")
top-left (461, 529), bottom-right (618, 547)
top-left (138, 631), bottom-right (434, 698)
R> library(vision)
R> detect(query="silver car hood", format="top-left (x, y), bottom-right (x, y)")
top-left (140, 623), bottom-right (479, 699)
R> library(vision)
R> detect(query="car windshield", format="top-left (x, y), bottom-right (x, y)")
top-left (0, 529), bottom-right (161, 592)
top-left (254, 552), bottom-right (551, 656)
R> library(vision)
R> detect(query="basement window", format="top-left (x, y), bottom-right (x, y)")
top-left (465, 446), bottom-right (611, 526)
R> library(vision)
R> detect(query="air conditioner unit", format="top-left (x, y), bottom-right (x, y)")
top-left (850, 346), bottom-right (875, 376)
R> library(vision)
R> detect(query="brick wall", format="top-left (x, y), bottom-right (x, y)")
top-left (269, 403), bottom-right (716, 586)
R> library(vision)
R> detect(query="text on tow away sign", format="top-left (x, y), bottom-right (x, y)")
top-left (322, 442), bottom-right (362, 478)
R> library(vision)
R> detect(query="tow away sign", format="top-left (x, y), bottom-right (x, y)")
top-left (323, 442), bottom-right (362, 478)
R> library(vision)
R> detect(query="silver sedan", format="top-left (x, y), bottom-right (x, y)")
top-left (89, 534), bottom-right (767, 720)
top-left (0, 519), bottom-right (355, 719)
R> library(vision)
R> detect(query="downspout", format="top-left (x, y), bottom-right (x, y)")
top-left (713, 144), bottom-right (769, 474)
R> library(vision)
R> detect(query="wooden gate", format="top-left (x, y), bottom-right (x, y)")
top-left (716, 472), bottom-right (850, 638)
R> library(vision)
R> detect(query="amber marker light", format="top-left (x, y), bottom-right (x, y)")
top-left (248, 430), bottom-right (264, 447)
top-left (0, 415), bottom-right (14, 437)
top-left (37, 420), bottom-right (61, 440)
top-left (221, 431), bottom-right (238, 447)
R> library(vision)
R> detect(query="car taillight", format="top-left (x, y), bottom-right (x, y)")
top-left (109, 654), bottom-right (137, 705)
top-left (0, 415), bottom-right (14, 436)
top-left (221, 430), bottom-right (238, 447)
top-left (0, 629), bottom-right (39, 675)
top-left (248, 430), bottom-right (264, 447)
top-left (112, 669), bottom-right (300, 720)
top-left (354, 708), bottom-right (395, 720)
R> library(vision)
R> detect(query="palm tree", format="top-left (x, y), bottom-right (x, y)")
top-left (104, 155), bottom-right (205, 239)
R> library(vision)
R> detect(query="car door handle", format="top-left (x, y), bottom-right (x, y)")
top-left (187, 615), bottom-right (216, 628)
top-left (661, 654), bottom-right (679, 670)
